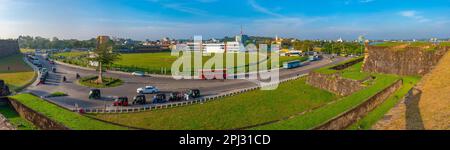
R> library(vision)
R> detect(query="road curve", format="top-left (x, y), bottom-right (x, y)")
top-left (25, 54), bottom-right (348, 109)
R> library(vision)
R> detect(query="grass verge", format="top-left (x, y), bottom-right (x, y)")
top-left (9, 93), bottom-right (128, 130)
top-left (47, 92), bottom-right (68, 98)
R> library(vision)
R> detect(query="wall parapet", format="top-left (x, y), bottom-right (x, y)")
top-left (0, 40), bottom-right (20, 58)
top-left (7, 97), bottom-right (70, 130)
top-left (330, 57), bottom-right (364, 70)
top-left (307, 72), bottom-right (364, 96)
top-left (362, 45), bottom-right (449, 76)
top-left (314, 79), bottom-right (403, 130)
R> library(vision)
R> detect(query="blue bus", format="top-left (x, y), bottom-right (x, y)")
top-left (283, 60), bottom-right (302, 69)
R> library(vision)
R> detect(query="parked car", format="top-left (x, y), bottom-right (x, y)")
top-left (152, 94), bottom-right (167, 104)
top-left (168, 92), bottom-right (184, 102)
top-left (40, 68), bottom-right (48, 74)
top-left (132, 94), bottom-right (147, 105)
top-left (137, 86), bottom-right (159, 94)
top-left (186, 89), bottom-right (201, 99)
top-left (89, 89), bottom-right (101, 99)
top-left (132, 71), bottom-right (145, 77)
top-left (113, 97), bottom-right (129, 106)
top-left (32, 59), bottom-right (40, 65)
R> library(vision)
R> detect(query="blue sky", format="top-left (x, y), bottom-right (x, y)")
top-left (0, 0), bottom-right (449, 40)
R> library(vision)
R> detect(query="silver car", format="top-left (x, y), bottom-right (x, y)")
top-left (132, 71), bottom-right (145, 77)
top-left (137, 86), bottom-right (159, 94)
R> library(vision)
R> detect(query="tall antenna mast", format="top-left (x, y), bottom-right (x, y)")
top-left (240, 25), bottom-right (243, 35)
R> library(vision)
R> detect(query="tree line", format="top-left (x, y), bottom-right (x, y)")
top-left (279, 40), bottom-right (365, 55)
top-left (18, 36), bottom-right (97, 49)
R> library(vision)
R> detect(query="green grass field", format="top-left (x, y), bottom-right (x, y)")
top-left (9, 93), bottom-right (128, 130)
top-left (53, 52), bottom-right (307, 75)
top-left (347, 76), bottom-right (421, 130)
top-left (0, 104), bottom-right (37, 130)
top-left (340, 62), bottom-right (371, 80)
top-left (314, 57), bottom-right (369, 80)
top-left (20, 48), bottom-right (35, 54)
top-left (0, 54), bottom-right (36, 91)
top-left (48, 91), bottom-right (68, 97)
top-left (91, 78), bottom-right (338, 130)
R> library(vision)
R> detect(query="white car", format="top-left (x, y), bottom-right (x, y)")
top-left (132, 71), bottom-right (145, 77)
top-left (137, 86), bottom-right (159, 94)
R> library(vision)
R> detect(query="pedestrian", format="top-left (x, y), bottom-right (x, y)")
top-left (63, 76), bottom-right (67, 82)
top-left (185, 94), bottom-right (189, 101)
top-left (76, 73), bottom-right (80, 79)
top-left (7, 66), bottom-right (10, 71)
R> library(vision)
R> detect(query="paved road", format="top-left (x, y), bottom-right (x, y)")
top-left (25, 53), bottom-right (348, 109)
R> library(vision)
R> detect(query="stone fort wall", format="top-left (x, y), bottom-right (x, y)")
top-left (362, 44), bottom-right (449, 76)
top-left (0, 40), bottom-right (20, 58)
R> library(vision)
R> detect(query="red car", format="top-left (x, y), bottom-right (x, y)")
top-left (113, 97), bottom-right (129, 106)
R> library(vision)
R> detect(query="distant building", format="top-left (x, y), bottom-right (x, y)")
top-left (203, 43), bottom-right (224, 53)
top-left (225, 42), bottom-right (241, 53)
top-left (337, 37), bottom-right (343, 43)
top-left (275, 35), bottom-right (283, 45)
top-left (183, 41), bottom-right (243, 53)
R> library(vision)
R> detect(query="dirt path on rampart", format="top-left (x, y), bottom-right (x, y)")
top-left (374, 51), bottom-right (450, 130)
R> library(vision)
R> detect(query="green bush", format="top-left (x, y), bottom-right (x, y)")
top-left (78, 76), bottom-right (123, 88)
top-left (48, 92), bottom-right (68, 98)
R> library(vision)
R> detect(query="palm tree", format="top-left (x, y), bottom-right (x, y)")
top-left (89, 37), bottom-right (120, 84)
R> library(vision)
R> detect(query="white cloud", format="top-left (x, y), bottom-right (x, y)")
top-left (359, 0), bottom-right (375, 3)
top-left (399, 10), bottom-right (417, 17)
top-left (399, 10), bottom-right (430, 23)
top-left (248, 0), bottom-right (284, 18)
top-left (163, 3), bottom-right (207, 16)
top-left (148, 0), bottom-right (208, 16)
